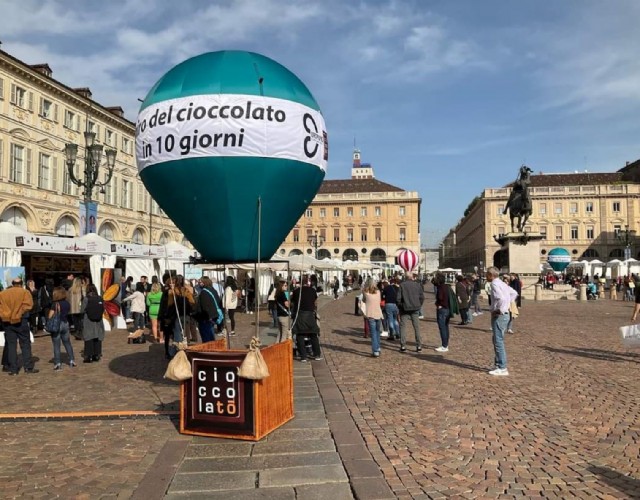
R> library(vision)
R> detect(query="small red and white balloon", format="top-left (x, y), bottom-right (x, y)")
top-left (398, 249), bottom-right (419, 272)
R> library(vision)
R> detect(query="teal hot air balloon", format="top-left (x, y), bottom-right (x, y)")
top-left (136, 51), bottom-right (328, 262)
top-left (548, 248), bottom-right (571, 272)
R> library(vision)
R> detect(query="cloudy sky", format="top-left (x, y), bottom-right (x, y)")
top-left (2, 0), bottom-right (639, 246)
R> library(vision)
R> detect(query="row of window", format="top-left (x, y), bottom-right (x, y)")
top-left (305, 206), bottom-right (407, 218)
top-left (2, 139), bottom-right (159, 213)
top-left (1, 79), bottom-right (133, 154)
top-left (1, 205), bottom-right (175, 244)
top-left (497, 224), bottom-right (629, 241)
top-left (291, 227), bottom-right (407, 243)
top-left (497, 201), bottom-right (622, 216)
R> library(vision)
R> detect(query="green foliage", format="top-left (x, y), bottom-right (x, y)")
top-left (463, 196), bottom-right (481, 217)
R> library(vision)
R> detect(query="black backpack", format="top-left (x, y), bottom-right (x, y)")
top-left (85, 296), bottom-right (104, 322)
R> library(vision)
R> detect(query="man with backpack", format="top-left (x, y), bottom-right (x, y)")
top-left (81, 284), bottom-right (105, 363)
top-left (194, 277), bottom-right (223, 343)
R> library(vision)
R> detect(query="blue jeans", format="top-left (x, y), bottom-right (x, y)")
top-left (436, 308), bottom-right (450, 348)
top-left (133, 312), bottom-right (145, 330)
top-left (367, 318), bottom-right (382, 354)
top-left (384, 303), bottom-right (399, 336)
top-left (491, 313), bottom-right (509, 369)
top-left (507, 313), bottom-right (514, 333)
top-left (399, 310), bottom-right (422, 348)
top-left (198, 320), bottom-right (215, 343)
top-left (51, 320), bottom-right (75, 365)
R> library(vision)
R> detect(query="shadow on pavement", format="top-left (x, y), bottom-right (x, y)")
top-left (108, 345), bottom-right (176, 385)
top-left (587, 465), bottom-right (640, 496)
top-left (539, 346), bottom-right (640, 364)
top-left (418, 353), bottom-right (487, 373)
top-left (322, 342), bottom-right (372, 358)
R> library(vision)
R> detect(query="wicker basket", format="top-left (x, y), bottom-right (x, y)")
top-left (179, 339), bottom-right (294, 441)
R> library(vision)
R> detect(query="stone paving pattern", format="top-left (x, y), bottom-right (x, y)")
top-left (0, 289), bottom-right (639, 498)
top-left (320, 290), bottom-right (640, 498)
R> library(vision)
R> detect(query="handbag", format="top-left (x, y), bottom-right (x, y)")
top-left (164, 349), bottom-right (192, 381)
top-left (238, 337), bottom-right (270, 380)
top-left (358, 299), bottom-right (367, 317)
top-left (45, 303), bottom-right (62, 334)
top-left (620, 324), bottom-right (640, 346)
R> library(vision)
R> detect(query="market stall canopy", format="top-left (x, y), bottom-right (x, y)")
top-left (77, 233), bottom-right (112, 253)
top-left (606, 259), bottom-right (622, 267)
top-left (0, 221), bottom-right (29, 248)
top-left (314, 258), bottom-right (343, 271)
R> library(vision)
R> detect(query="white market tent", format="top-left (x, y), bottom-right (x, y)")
top-left (0, 222), bottom-right (192, 284)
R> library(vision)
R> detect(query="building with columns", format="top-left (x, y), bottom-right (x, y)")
top-left (0, 48), bottom-right (192, 279)
top-left (277, 150), bottom-right (422, 266)
top-left (0, 50), bottom-right (187, 240)
top-left (440, 163), bottom-right (640, 273)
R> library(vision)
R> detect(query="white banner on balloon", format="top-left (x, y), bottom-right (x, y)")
top-left (136, 94), bottom-right (328, 172)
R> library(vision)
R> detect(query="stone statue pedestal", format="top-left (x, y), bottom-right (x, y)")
top-left (494, 232), bottom-right (544, 300)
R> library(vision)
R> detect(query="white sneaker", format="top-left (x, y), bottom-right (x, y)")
top-left (435, 346), bottom-right (449, 353)
top-left (489, 368), bottom-right (509, 376)
top-left (472, 312), bottom-right (478, 317)
top-left (477, 311), bottom-right (484, 315)
top-left (418, 316), bottom-right (425, 320)
top-left (508, 329), bottom-right (514, 334)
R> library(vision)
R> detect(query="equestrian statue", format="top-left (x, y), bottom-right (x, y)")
top-left (503, 165), bottom-right (533, 233)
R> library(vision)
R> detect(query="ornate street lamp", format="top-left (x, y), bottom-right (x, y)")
top-left (617, 224), bottom-right (636, 274)
top-left (308, 230), bottom-right (325, 259)
top-left (64, 130), bottom-right (117, 235)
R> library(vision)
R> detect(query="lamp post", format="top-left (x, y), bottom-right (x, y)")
top-left (64, 130), bottom-right (117, 235)
top-left (617, 224), bottom-right (636, 275)
top-left (308, 230), bottom-right (325, 259)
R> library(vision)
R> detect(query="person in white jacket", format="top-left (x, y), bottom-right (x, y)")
top-left (223, 276), bottom-right (239, 335)
top-left (121, 283), bottom-right (146, 332)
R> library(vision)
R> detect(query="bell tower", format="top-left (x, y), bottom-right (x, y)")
top-left (351, 149), bottom-right (374, 179)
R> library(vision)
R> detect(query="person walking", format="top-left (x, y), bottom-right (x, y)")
top-left (290, 275), bottom-right (322, 362)
top-left (48, 286), bottom-right (76, 371)
top-left (274, 280), bottom-right (291, 342)
top-left (0, 278), bottom-right (38, 375)
top-left (486, 266), bottom-right (519, 376)
top-left (332, 276), bottom-right (340, 300)
top-left (195, 276), bottom-right (222, 343)
top-left (146, 282), bottom-right (163, 343)
top-left (121, 283), bottom-right (147, 335)
top-left (396, 272), bottom-right (424, 353)
top-left (224, 276), bottom-right (239, 336)
top-left (434, 273), bottom-right (451, 352)
top-left (26, 280), bottom-right (38, 334)
top-left (363, 279), bottom-right (384, 357)
top-left (37, 279), bottom-right (53, 331)
top-left (471, 274), bottom-right (483, 315)
top-left (455, 275), bottom-right (472, 325)
top-left (507, 274), bottom-right (522, 334)
top-left (68, 277), bottom-right (85, 340)
top-left (382, 278), bottom-right (400, 341)
top-left (80, 284), bottom-right (105, 363)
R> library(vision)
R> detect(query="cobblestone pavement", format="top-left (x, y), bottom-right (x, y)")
top-left (2, 292), bottom-right (640, 499)
top-left (319, 290), bottom-right (640, 499)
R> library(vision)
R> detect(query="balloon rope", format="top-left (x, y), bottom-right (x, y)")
top-left (255, 197), bottom-right (261, 342)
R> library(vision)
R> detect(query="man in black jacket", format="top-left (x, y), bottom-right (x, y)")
top-left (397, 272), bottom-right (424, 353)
top-left (290, 275), bottom-right (321, 362)
top-left (196, 276), bottom-right (223, 343)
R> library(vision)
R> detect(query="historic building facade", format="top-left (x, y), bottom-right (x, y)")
top-left (0, 48), bottom-right (185, 245)
top-left (277, 150), bottom-right (422, 265)
top-left (441, 165), bottom-right (640, 272)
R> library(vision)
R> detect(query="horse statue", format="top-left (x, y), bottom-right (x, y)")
top-left (503, 165), bottom-right (533, 233)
